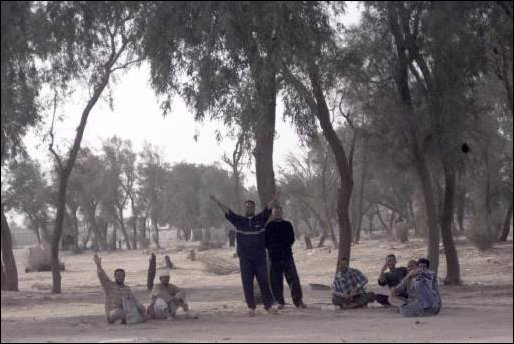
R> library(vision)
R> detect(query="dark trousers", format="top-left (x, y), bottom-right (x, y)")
top-left (239, 255), bottom-right (274, 310)
top-left (332, 292), bottom-right (375, 309)
top-left (375, 293), bottom-right (392, 306)
top-left (269, 256), bottom-right (303, 306)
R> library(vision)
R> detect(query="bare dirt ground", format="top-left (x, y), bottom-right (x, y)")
top-left (1, 236), bottom-right (513, 343)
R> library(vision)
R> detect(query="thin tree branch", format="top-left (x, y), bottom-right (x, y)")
top-left (48, 92), bottom-right (64, 173)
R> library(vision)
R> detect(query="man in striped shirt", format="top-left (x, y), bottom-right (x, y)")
top-left (210, 192), bottom-right (279, 317)
top-left (331, 257), bottom-right (375, 309)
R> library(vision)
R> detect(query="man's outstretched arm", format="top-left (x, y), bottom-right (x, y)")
top-left (210, 194), bottom-right (230, 214)
top-left (93, 254), bottom-right (112, 290)
top-left (266, 189), bottom-right (281, 210)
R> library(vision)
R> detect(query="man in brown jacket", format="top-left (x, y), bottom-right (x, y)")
top-left (93, 254), bottom-right (148, 324)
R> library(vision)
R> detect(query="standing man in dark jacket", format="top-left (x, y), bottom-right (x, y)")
top-left (210, 193), bottom-right (279, 317)
top-left (265, 205), bottom-right (306, 309)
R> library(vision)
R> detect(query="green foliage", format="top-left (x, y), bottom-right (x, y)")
top-left (3, 156), bottom-right (51, 235)
top-left (1, 1), bottom-right (43, 163)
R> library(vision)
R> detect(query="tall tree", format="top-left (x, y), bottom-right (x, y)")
top-left (43, 1), bottom-right (144, 293)
top-left (102, 136), bottom-right (136, 249)
top-left (1, 1), bottom-right (46, 291)
top-left (138, 143), bottom-right (168, 249)
top-left (277, 2), bottom-right (356, 262)
top-left (144, 2), bottom-right (335, 207)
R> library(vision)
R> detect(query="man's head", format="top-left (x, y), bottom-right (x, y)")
top-left (385, 254), bottom-right (397, 270)
top-left (417, 258), bottom-right (430, 270)
top-left (159, 269), bottom-right (170, 286)
top-left (339, 257), bottom-right (350, 272)
top-left (114, 268), bottom-right (125, 285)
top-left (272, 205), bottom-right (283, 220)
top-left (244, 200), bottom-right (256, 217)
top-left (407, 260), bottom-right (418, 271)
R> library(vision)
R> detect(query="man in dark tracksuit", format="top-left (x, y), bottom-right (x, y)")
top-left (265, 206), bottom-right (306, 309)
top-left (210, 193), bottom-right (278, 317)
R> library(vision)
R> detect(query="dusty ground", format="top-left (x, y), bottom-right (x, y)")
top-left (1, 236), bottom-right (513, 343)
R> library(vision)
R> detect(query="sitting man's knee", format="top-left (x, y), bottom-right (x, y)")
top-left (108, 308), bottom-right (125, 324)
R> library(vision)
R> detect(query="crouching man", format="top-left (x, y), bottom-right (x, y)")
top-left (148, 269), bottom-right (190, 320)
top-left (331, 257), bottom-right (375, 309)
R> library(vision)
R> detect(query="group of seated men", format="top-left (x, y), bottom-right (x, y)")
top-left (93, 254), bottom-right (190, 324)
top-left (331, 255), bottom-right (441, 317)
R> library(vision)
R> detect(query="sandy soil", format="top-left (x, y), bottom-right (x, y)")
top-left (1, 236), bottom-right (513, 343)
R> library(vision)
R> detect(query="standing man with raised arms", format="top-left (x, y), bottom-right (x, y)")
top-left (210, 191), bottom-right (280, 317)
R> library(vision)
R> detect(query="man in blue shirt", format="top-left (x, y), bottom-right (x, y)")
top-left (210, 192), bottom-right (279, 317)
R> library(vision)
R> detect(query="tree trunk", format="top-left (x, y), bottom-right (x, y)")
top-left (388, 2), bottom-right (441, 273)
top-left (111, 223), bottom-right (117, 251)
top-left (282, 59), bottom-right (353, 264)
top-left (147, 253), bottom-right (156, 291)
top-left (309, 69), bottom-right (353, 263)
top-left (50, 66), bottom-right (112, 294)
top-left (129, 196), bottom-right (138, 249)
top-left (116, 203), bottom-right (132, 250)
top-left (412, 148), bottom-right (441, 274)
top-left (40, 218), bottom-right (49, 243)
top-left (1, 259), bottom-right (5, 290)
top-left (64, 204), bottom-right (79, 250)
top-left (1, 206), bottom-right (18, 291)
top-left (376, 205), bottom-right (391, 233)
top-left (139, 214), bottom-right (148, 248)
top-left (34, 222), bottom-right (42, 245)
top-left (353, 148), bottom-right (368, 244)
top-left (389, 210), bottom-right (396, 237)
top-left (408, 200), bottom-right (416, 233)
top-left (86, 206), bottom-right (102, 250)
top-left (71, 208), bottom-right (79, 251)
top-left (456, 184), bottom-right (466, 233)
top-left (253, 67), bottom-right (277, 208)
top-left (304, 235), bottom-right (313, 250)
top-left (317, 230), bottom-right (327, 248)
top-left (499, 196), bottom-right (513, 241)
top-left (82, 226), bottom-right (92, 250)
top-left (321, 155), bottom-right (338, 247)
top-left (440, 165), bottom-right (460, 284)
top-left (152, 218), bottom-right (161, 249)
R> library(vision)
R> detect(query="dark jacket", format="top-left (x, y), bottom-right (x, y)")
top-left (265, 220), bottom-right (295, 261)
top-left (225, 208), bottom-right (271, 258)
top-left (378, 267), bottom-right (408, 288)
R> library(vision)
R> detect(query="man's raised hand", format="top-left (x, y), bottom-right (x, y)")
top-left (93, 254), bottom-right (102, 267)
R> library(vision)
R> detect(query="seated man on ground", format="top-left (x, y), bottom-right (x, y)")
top-left (93, 254), bottom-right (148, 324)
top-left (375, 254), bottom-right (408, 307)
top-left (148, 269), bottom-right (190, 320)
top-left (331, 257), bottom-right (375, 309)
top-left (392, 258), bottom-right (441, 317)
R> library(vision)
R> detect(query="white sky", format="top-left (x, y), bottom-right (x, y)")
top-left (23, 2), bottom-right (362, 188)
